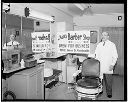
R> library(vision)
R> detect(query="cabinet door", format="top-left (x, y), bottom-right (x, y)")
top-left (7, 75), bottom-right (27, 99)
top-left (67, 66), bottom-right (78, 83)
top-left (61, 59), bottom-right (67, 83)
top-left (37, 71), bottom-right (43, 99)
top-left (57, 61), bottom-right (63, 82)
top-left (28, 74), bottom-right (37, 99)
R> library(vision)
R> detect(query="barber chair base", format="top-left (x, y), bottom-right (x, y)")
top-left (77, 92), bottom-right (98, 100)
top-left (75, 84), bottom-right (103, 100)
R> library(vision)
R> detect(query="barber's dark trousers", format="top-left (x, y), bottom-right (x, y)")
top-left (103, 74), bottom-right (113, 96)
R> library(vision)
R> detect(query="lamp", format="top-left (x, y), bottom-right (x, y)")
top-left (24, 7), bottom-right (55, 22)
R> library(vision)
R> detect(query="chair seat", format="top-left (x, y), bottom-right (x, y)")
top-left (77, 77), bottom-right (100, 88)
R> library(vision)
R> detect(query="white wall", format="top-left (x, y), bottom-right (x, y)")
top-left (34, 20), bottom-right (50, 31)
top-left (74, 13), bottom-right (124, 27)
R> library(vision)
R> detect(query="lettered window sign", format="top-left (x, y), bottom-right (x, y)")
top-left (31, 32), bottom-right (50, 53)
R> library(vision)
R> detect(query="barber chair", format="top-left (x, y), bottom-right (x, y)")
top-left (74, 58), bottom-right (103, 100)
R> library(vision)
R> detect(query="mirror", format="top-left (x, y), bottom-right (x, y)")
top-left (90, 31), bottom-right (98, 43)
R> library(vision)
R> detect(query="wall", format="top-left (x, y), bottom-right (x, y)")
top-left (34, 20), bottom-right (50, 32)
top-left (74, 13), bottom-right (124, 27)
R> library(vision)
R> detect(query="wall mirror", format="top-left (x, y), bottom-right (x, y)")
top-left (90, 30), bottom-right (98, 43)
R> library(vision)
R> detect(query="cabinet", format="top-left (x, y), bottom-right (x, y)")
top-left (7, 65), bottom-right (44, 99)
top-left (67, 65), bottom-right (78, 83)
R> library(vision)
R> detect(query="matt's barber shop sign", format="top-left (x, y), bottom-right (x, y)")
top-left (57, 31), bottom-right (90, 54)
top-left (31, 32), bottom-right (50, 53)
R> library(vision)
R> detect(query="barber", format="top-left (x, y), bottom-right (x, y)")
top-left (93, 32), bottom-right (118, 98)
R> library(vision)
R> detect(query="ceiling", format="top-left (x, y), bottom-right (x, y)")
top-left (10, 3), bottom-right (124, 18)
top-left (49, 3), bottom-right (124, 17)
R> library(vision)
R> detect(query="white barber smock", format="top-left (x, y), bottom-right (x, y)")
top-left (95, 40), bottom-right (118, 78)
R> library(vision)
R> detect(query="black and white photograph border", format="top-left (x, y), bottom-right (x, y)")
top-left (1, 1), bottom-right (126, 101)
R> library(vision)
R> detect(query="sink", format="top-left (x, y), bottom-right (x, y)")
top-left (44, 68), bottom-right (53, 77)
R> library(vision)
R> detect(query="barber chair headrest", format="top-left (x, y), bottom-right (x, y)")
top-left (81, 58), bottom-right (100, 77)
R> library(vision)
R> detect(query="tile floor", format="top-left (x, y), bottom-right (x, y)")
top-left (45, 75), bottom-right (124, 100)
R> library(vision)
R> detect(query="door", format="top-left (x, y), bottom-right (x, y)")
top-left (101, 27), bottom-right (124, 75)
top-left (37, 71), bottom-right (43, 99)
top-left (7, 75), bottom-right (27, 99)
top-left (29, 74), bottom-right (37, 99)
top-left (67, 65), bottom-right (78, 83)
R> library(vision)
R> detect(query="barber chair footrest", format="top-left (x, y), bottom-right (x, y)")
top-left (76, 85), bottom-right (102, 94)
top-left (77, 92), bottom-right (98, 100)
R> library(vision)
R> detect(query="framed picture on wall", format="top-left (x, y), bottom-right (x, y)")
top-left (90, 31), bottom-right (98, 43)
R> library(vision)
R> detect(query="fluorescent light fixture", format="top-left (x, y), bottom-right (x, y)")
top-left (25, 7), bottom-right (55, 22)
top-left (74, 4), bottom-right (84, 11)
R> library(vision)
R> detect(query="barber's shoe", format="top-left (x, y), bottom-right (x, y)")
top-left (107, 95), bottom-right (112, 98)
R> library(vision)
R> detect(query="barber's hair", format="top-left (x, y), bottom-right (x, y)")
top-left (102, 32), bottom-right (109, 36)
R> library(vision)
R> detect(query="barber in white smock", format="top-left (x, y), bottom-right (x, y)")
top-left (94, 32), bottom-right (118, 98)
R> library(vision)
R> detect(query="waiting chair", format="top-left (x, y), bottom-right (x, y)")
top-left (74, 58), bottom-right (103, 100)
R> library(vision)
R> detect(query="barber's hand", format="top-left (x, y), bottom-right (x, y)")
top-left (109, 65), bottom-right (114, 71)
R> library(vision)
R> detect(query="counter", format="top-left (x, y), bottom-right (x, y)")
top-left (34, 52), bottom-right (67, 59)
top-left (3, 63), bottom-right (44, 100)
top-left (3, 62), bottom-right (44, 74)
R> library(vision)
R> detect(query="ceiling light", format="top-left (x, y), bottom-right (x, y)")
top-left (24, 7), bottom-right (55, 22)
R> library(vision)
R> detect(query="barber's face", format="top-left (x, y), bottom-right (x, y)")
top-left (10, 35), bottom-right (15, 41)
top-left (102, 33), bottom-right (109, 42)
